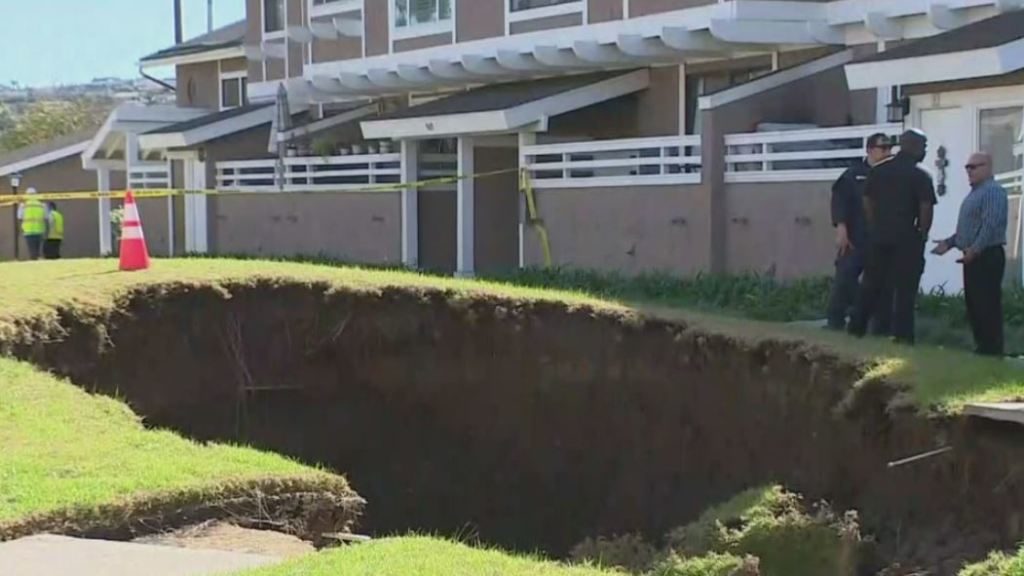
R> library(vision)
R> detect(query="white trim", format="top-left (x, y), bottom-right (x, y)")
top-left (138, 105), bottom-right (277, 150)
top-left (360, 69), bottom-right (649, 139)
top-left (844, 37), bottom-right (1024, 90)
top-left (139, 46), bottom-right (247, 69)
top-left (309, 0), bottom-right (362, 19)
top-left (97, 168), bottom-right (112, 256)
top-left (456, 136), bottom-right (475, 276)
top-left (219, 70), bottom-right (249, 110)
top-left (391, 19), bottom-right (454, 42)
top-left (725, 169), bottom-right (847, 183)
top-left (0, 141), bottom-right (91, 177)
top-left (699, 49), bottom-right (855, 110)
top-left (507, 1), bottom-right (584, 24)
top-left (400, 139), bottom-right (419, 268)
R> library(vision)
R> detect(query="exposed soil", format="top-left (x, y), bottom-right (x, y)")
top-left (7, 281), bottom-right (1024, 575)
top-left (134, 521), bottom-right (315, 558)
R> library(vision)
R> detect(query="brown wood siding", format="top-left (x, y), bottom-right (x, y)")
top-left (220, 57), bottom-right (248, 73)
top-left (394, 32), bottom-right (452, 52)
top-left (365, 0), bottom-right (389, 56)
top-left (629, 0), bottom-right (711, 17)
top-left (288, 0), bottom-right (304, 77)
top-left (265, 57), bottom-right (286, 81)
top-left (510, 13), bottom-right (581, 34)
top-left (311, 14), bottom-right (363, 62)
top-left (457, 0), bottom-right (504, 42)
top-left (588, 0), bottom-right (623, 22)
top-left (176, 62), bottom-right (220, 109)
top-left (246, 0), bottom-right (264, 82)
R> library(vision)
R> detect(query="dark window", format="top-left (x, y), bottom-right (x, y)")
top-left (263, 0), bottom-right (285, 33)
top-left (509, 0), bottom-right (579, 11)
top-left (221, 77), bottom-right (246, 109)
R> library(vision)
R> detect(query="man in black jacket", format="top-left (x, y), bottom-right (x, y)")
top-left (826, 133), bottom-right (893, 331)
top-left (848, 129), bottom-right (937, 345)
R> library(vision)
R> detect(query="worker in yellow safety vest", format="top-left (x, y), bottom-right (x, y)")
top-left (16, 187), bottom-right (49, 260)
top-left (44, 202), bottom-right (64, 260)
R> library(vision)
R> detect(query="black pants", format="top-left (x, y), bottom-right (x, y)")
top-left (827, 248), bottom-right (893, 333)
top-left (43, 239), bottom-right (62, 260)
top-left (850, 240), bottom-right (924, 344)
top-left (964, 246), bottom-right (1005, 356)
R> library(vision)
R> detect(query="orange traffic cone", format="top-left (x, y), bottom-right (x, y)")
top-left (119, 190), bottom-right (150, 271)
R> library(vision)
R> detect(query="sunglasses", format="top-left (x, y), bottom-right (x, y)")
top-left (965, 163), bottom-right (988, 170)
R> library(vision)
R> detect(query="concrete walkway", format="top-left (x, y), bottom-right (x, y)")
top-left (0, 534), bottom-right (281, 576)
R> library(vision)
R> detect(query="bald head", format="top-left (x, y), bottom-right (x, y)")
top-left (899, 129), bottom-right (928, 163)
top-left (966, 152), bottom-right (993, 186)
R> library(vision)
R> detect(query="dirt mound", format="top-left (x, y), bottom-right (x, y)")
top-left (6, 280), bottom-right (1024, 574)
top-left (134, 521), bottom-right (315, 558)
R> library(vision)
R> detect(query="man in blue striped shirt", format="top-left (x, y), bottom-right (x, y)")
top-left (932, 152), bottom-right (1009, 356)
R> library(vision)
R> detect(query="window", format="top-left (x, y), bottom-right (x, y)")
top-left (509, 0), bottom-right (579, 11)
top-left (264, 0), bottom-right (285, 33)
top-left (979, 106), bottom-right (1023, 177)
top-left (221, 76), bottom-right (248, 110)
top-left (393, 0), bottom-right (451, 29)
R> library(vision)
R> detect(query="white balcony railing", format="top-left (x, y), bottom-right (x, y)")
top-left (998, 169), bottom-right (1023, 195)
top-left (128, 163), bottom-right (170, 190)
top-left (521, 135), bottom-right (702, 189)
top-left (724, 124), bottom-right (903, 183)
top-left (215, 153), bottom-right (457, 192)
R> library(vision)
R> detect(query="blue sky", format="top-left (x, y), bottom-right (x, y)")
top-left (0, 0), bottom-right (246, 87)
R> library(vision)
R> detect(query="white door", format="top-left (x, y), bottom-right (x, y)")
top-left (919, 107), bottom-right (971, 295)
top-left (183, 159), bottom-right (209, 254)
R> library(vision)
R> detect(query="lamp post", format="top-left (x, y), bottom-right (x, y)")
top-left (9, 172), bottom-right (21, 260)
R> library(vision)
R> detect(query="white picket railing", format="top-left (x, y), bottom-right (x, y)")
top-left (215, 153), bottom-right (458, 192)
top-left (521, 135), bottom-right (702, 189)
top-left (998, 169), bottom-right (1023, 195)
top-left (128, 163), bottom-right (170, 189)
top-left (724, 124), bottom-right (903, 183)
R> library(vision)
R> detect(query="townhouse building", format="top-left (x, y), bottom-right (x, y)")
top-left (1, 0), bottom-right (1021, 292)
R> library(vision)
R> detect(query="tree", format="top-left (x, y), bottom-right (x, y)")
top-left (0, 99), bottom-right (112, 153)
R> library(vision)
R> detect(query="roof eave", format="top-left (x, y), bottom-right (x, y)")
top-left (139, 45), bottom-right (247, 70)
top-left (844, 36), bottom-right (1024, 89)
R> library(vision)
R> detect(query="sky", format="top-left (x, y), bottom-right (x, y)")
top-left (0, 0), bottom-right (246, 88)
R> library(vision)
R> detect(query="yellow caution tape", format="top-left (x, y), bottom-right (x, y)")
top-left (519, 167), bottom-right (553, 268)
top-left (0, 168), bottom-right (520, 204)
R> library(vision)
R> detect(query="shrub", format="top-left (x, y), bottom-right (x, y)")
top-left (649, 551), bottom-right (759, 576)
top-left (959, 549), bottom-right (1024, 576)
top-left (569, 533), bottom-right (659, 573)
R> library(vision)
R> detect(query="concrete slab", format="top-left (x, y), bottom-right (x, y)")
top-left (0, 534), bottom-right (281, 576)
top-left (963, 403), bottom-right (1024, 426)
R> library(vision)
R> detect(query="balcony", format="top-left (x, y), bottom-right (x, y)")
top-left (521, 135), bottom-right (702, 189)
top-left (216, 153), bottom-right (455, 192)
top-left (128, 163), bottom-right (170, 190)
top-left (725, 124), bottom-right (903, 183)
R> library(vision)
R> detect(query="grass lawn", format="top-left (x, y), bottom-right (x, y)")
top-left (1, 258), bottom-right (1020, 412)
top-left (224, 536), bottom-right (619, 576)
top-left (0, 355), bottom-right (348, 532)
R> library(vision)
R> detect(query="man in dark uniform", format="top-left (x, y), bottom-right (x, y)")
top-left (848, 129), bottom-right (937, 345)
top-left (826, 133), bottom-right (893, 331)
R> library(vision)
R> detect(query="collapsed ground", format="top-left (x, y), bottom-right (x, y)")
top-left (2, 260), bottom-right (1024, 576)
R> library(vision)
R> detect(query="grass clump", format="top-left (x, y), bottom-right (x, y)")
top-left (0, 357), bottom-right (345, 531)
top-left (226, 536), bottom-right (622, 576)
top-left (570, 486), bottom-right (861, 576)
top-left (959, 549), bottom-right (1024, 576)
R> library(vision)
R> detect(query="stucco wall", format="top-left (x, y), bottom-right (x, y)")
top-left (629, 0), bottom-right (712, 17)
top-left (0, 156), bottom-right (100, 260)
top-left (311, 14), bottom-right (362, 63)
top-left (522, 185), bottom-right (707, 275)
top-left (394, 32), bottom-right (452, 53)
top-left (418, 188), bottom-right (457, 273)
top-left (246, 0), bottom-right (263, 82)
top-left (474, 146), bottom-right (519, 273)
top-left (723, 182), bottom-right (835, 279)
top-left (212, 192), bottom-right (401, 263)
